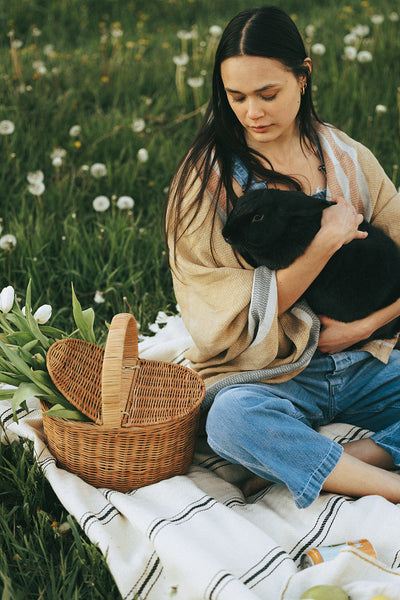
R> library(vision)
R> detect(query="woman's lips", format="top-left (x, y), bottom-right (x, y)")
top-left (250, 125), bottom-right (271, 132)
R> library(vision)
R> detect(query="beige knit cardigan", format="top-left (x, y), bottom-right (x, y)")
top-left (167, 124), bottom-right (400, 407)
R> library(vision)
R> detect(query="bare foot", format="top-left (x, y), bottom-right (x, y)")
top-left (242, 475), bottom-right (273, 497)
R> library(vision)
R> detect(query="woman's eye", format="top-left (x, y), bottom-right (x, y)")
top-left (252, 214), bottom-right (264, 223)
top-left (232, 96), bottom-right (245, 103)
top-left (262, 94), bottom-right (277, 102)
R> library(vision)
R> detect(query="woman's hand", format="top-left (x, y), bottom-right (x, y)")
top-left (318, 197), bottom-right (368, 248)
top-left (317, 315), bottom-right (372, 353)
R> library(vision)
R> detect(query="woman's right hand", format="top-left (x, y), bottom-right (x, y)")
top-left (319, 197), bottom-right (368, 247)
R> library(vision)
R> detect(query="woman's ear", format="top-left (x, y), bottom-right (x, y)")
top-left (303, 57), bottom-right (312, 75)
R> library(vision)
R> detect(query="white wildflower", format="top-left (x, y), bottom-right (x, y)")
top-left (28, 181), bottom-right (45, 196)
top-left (52, 156), bottom-right (63, 167)
top-left (32, 60), bottom-right (47, 74)
top-left (209, 25), bottom-right (223, 37)
top-left (34, 304), bottom-right (52, 324)
top-left (131, 118), bottom-right (145, 133)
top-left (173, 53), bottom-right (189, 67)
top-left (69, 124), bottom-right (81, 137)
top-left (352, 24), bottom-right (370, 37)
top-left (0, 120), bottom-right (15, 135)
top-left (371, 14), bottom-right (384, 25)
top-left (389, 12), bottom-right (399, 22)
top-left (344, 32), bottom-right (359, 46)
top-left (0, 234), bottom-right (17, 250)
top-left (27, 170), bottom-right (44, 184)
top-left (375, 104), bottom-right (387, 114)
top-left (117, 196), bottom-right (135, 210)
top-left (187, 76), bottom-right (204, 88)
top-left (357, 50), bottom-right (373, 63)
top-left (94, 290), bottom-right (105, 304)
top-left (90, 162), bottom-right (108, 178)
top-left (92, 195), bottom-right (110, 212)
top-left (137, 148), bottom-right (149, 163)
top-left (0, 286), bottom-right (15, 313)
top-left (343, 46), bottom-right (357, 61)
top-left (50, 147), bottom-right (66, 160)
top-left (311, 43), bottom-right (326, 56)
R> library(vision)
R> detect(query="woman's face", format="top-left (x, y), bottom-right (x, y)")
top-left (220, 55), bottom-right (307, 150)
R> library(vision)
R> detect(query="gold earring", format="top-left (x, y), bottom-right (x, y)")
top-left (301, 83), bottom-right (307, 95)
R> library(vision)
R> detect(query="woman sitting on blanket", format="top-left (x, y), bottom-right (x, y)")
top-left (165, 5), bottom-right (400, 509)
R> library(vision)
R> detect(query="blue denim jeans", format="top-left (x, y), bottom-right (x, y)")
top-left (206, 349), bottom-right (400, 509)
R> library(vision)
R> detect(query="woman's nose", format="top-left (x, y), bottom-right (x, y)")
top-left (247, 98), bottom-right (264, 119)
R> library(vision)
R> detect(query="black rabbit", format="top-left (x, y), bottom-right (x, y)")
top-left (222, 188), bottom-right (400, 340)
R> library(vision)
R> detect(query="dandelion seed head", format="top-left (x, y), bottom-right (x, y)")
top-left (357, 50), bottom-right (373, 63)
top-left (173, 53), bottom-right (189, 67)
top-left (90, 162), bottom-right (108, 178)
top-left (92, 195), bottom-right (110, 212)
top-left (343, 32), bottom-right (359, 45)
top-left (311, 43), bottom-right (326, 56)
top-left (117, 196), bottom-right (135, 210)
top-left (111, 27), bottom-right (124, 38)
top-left (94, 290), bottom-right (106, 304)
top-left (177, 30), bottom-right (192, 40)
top-left (371, 14), bottom-right (384, 25)
top-left (0, 234), bottom-right (17, 250)
top-left (27, 170), bottom-right (44, 184)
top-left (187, 76), bottom-right (204, 88)
top-left (11, 39), bottom-right (23, 49)
top-left (375, 104), bottom-right (387, 114)
top-left (305, 24), bottom-right (315, 38)
top-left (343, 46), bottom-right (357, 60)
top-left (352, 24), bottom-right (370, 37)
top-left (0, 120), bottom-right (15, 135)
top-left (389, 12), bottom-right (399, 22)
top-left (52, 156), bottom-right (63, 167)
top-left (31, 27), bottom-right (42, 37)
top-left (209, 25), bottom-right (222, 37)
top-left (69, 124), bottom-right (81, 137)
top-left (50, 147), bottom-right (66, 160)
top-left (28, 181), bottom-right (45, 196)
top-left (131, 118), bottom-right (145, 133)
top-left (137, 148), bottom-right (149, 163)
top-left (32, 60), bottom-right (47, 74)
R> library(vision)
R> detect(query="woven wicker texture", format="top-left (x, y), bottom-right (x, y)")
top-left (43, 313), bottom-right (205, 491)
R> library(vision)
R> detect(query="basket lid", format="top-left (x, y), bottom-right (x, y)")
top-left (47, 313), bottom-right (205, 427)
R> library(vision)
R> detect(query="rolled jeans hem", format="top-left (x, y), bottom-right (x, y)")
top-left (293, 441), bottom-right (343, 509)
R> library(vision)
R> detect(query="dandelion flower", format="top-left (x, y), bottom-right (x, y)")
top-left (94, 290), bottom-right (106, 303)
top-left (50, 147), bottom-right (66, 160)
top-left (173, 53), bottom-right (189, 67)
top-left (92, 195), bottom-right (110, 212)
top-left (0, 286), bottom-right (14, 313)
top-left (187, 76), bottom-right (204, 88)
top-left (69, 124), bottom-right (81, 137)
top-left (137, 148), bottom-right (149, 163)
top-left (117, 196), bottom-right (135, 210)
top-left (177, 30), bottom-right (192, 41)
top-left (43, 44), bottom-right (55, 57)
top-left (357, 50), bottom-right (373, 63)
top-left (79, 165), bottom-right (89, 173)
top-left (0, 234), bottom-right (17, 250)
top-left (209, 25), bottom-right (222, 37)
top-left (34, 304), bottom-right (52, 324)
top-left (131, 118), bottom-right (145, 133)
top-left (52, 156), bottom-right (63, 167)
top-left (31, 27), bottom-right (42, 37)
top-left (343, 46), bottom-right (357, 60)
top-left (352, 24), bottom-right (370, 37)
top-left (27, 170), bottom-right (44, 184)
top-left (389, 12), bottom-right (399, 22)
top-left (90, 162), bottom-right (108, 178)
top-left (11, 39), bottom-right (23, 49)
top-left (305, 24), bottom-right (315, 38)
top-left (0, 120), bottom-right (15, 135)
top-left (311, 43), bottom-right (326, 56)
top-left (371, 14), bottom-right (384, 25)
top-left (375, 104), bottom-right (387, 114)
top-left (111, 27), bottom-right (124, 38)
top-left (343, 32), bottom-right (359, 45)
top-left (28, 181), bottom-right (45, 196)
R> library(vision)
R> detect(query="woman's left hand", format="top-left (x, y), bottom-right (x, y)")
top-left (317, 315), bottom-right (371, 353)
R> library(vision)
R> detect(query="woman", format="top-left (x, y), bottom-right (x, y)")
top-left (165, 5), bottom-right (400, 508)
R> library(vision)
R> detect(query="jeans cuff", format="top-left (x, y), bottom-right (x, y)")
top-left (293, 441), bottom-right (343, 509)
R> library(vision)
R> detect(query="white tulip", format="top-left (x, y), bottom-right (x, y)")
top-left (0, 286), bottom-right (14, 313)
top-left (34, 304), bottom-right (52, 324)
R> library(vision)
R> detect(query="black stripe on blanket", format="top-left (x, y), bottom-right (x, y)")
top-left (196, 455), bottom-right (233, 471)
top-left (148, 495), bottom-right (217, 542)
top-left (391, 548), bottom-right (400, 569)
top-left (332, 425), bottom-right (371, 445)
top-left (291, 495), bottom-right (350, 563)
top-left (124, 552), bottom-right (163, 600)
top-left (0, 406), bottom-right (28, 428)
top-left (205, 571), bottom-right (236, 600)
top-left (240, 546), bottom-right (291, 588)
top-left (80, 504), bottom-right (121, 534)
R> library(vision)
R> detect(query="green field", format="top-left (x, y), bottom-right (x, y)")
top-left (0, 0), bottom-right (399, 596)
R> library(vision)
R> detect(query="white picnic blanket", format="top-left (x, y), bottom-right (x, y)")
top-left (1, 315), bottom-right (400, 600)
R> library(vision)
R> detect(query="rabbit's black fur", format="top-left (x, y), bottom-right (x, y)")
top-left (222, 188), bottom-right (400, 340)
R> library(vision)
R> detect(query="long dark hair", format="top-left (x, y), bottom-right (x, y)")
top-left (166, 5), bottom-right (323, 259)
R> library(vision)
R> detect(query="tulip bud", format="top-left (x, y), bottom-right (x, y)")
top-left (0, 286), bottom-right (15, 313)
top-left (33, 304), bottom-right (52, 324)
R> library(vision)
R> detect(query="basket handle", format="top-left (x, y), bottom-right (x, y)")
top-left (101, 313), bottom-right (139, 427)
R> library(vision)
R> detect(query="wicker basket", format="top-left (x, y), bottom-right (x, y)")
top-left (42, 313), bottom-right (205, 492)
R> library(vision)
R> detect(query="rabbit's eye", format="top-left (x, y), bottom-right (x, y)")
top-left (252, 214), bottom-right (264, 223)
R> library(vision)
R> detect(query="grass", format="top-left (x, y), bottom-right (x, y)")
top-left (0, 0), bottom-right (399, 597)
